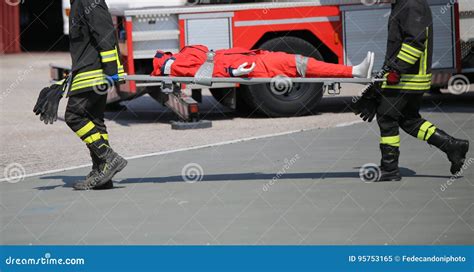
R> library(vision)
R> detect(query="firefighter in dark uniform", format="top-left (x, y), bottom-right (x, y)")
top-left (377, 0), bottom-right (469, 181)
top-left (65, 0), bottom-right (127, 190)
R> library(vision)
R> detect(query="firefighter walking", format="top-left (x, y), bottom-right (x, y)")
top-left (376, 0), bottom-right (469, 181)
top-left (65, 0), bottom-right (127, 190)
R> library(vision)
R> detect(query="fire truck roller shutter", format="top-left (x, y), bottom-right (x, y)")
top-left (240, 36), bottom-right (324, 117)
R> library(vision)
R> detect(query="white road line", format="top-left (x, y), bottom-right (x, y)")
top-left (335, 120), bottom-right (364, 128)
top-left (0, 121), bottom-right (362, 182)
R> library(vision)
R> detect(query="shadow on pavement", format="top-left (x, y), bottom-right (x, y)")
top-left (35, 176), bottom-right (126, 191)
top-left (35, 167), bottom-right (452, 190)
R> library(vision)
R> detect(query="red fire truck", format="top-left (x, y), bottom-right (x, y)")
top-left (53, 0), bottom-right (467, 117)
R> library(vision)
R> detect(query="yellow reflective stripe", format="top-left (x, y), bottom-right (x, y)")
top-left (72, 77), bottom-right (107, 86)
top-left (382, 84), bottom-right (431, 91)
top-left (401, 43), bottom-right (423, 58)
top-left (72, 74), bottom-right (126, 91)
top-left (73, 68), bottom-right (125, 83)
top-left (382, 81), bottom-right (431, 90)
top-left (102, 57), bottom-right (118, 63)
top-left (425, 126), bottom-right (436, 141)
top-left (100, 53), bottom-right (116, 58)
top-left (74, 74), bottom-right (106, 84)
top-left (419, 28), bottom-right (429, 75)
top-left (418, 121), bottom-right (436, 141)
top-left (71, 79), bottom-right (109, 91)
top-left (381, 136), bottom-right (401, 147)
top-left (76, 121), bottom-right (96, 138)
top-left (101, 134), bottom-right (109, 141)
top-left (101, 48), bottom-right (119, 63)
top-left (101, 53), bottom-right (116, 58)
top-left (83, 133), bottom-right (102, 144)
top-left (398, 52), bottom-right (418, 65)
top-left (100, 49), bottom-right (116, 57)
top-left (74, 70), bottom-right (104, 82)
top-left (400, 74), bottom-right (432, 82)
top-left (74, 69), bottom-right (103, 77)
top-left (384, 73), bottom-right (432, 82)
top-left (382, 73), bottom-right (432, 90)
top-left (423, 30), bottom-right (428, 75)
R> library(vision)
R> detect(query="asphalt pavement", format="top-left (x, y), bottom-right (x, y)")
top-left (1, 106), bottom-right (472, 245)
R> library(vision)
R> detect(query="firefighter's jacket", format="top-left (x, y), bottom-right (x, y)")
top-left (69, 0), bottom-right (125, 95)
top-left (152, 45), bottom-right (352, 79)
top-left (382, 0), bottom-right (433, 93)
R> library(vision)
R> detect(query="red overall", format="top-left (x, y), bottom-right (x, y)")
top-left (152, 45), bottom-right (353, 78)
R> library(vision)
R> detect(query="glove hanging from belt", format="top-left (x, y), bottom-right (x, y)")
top-left (33, 77), bottom-right (68, 125)
top-left (351, 66), bottom-right (390, 122)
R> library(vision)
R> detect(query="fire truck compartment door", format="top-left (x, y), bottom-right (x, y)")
top-left (181, 13), bottom-right (234, 50)
top-left (342, 1), bottom-right (457, 71)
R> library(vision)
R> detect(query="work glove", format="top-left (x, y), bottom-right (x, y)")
top-left (351, 85), bottom-right (379, 123)
top-left (231, 62), bottom-right (256, 77)
top-left (41, 84), bottom-right (64, 124)
top-left (351, 66), bottom-right (390, 123)
top-left (33, 83), bottom-right (65, 125)
top-left (106, 74), bottom-right (120, 83)
top-left (386, 70), bottom-right (401, 85)
top-left (33, 87), bottom-right (52, 116)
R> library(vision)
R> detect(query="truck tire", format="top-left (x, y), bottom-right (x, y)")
top-left (240, 36), bottom-right (325, 117)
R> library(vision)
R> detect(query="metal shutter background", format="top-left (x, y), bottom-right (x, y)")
top-left (185, 17), bottom-right (232, 50)
top-left (343, 4), bottom-right (455, 70)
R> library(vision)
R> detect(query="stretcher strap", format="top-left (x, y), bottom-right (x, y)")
top-left (194, 51), bottom-right (216, 86)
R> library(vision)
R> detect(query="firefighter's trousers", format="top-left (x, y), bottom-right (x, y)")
top-left (376, 92), bottom-right (437, 148)
top-left (65, 92), bottom-right (109, 145)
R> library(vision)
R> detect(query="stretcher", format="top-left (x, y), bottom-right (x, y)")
top-left (125, 74), bottom-right (385, 130)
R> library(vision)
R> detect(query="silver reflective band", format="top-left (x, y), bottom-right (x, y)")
top-left (296, 55), bottom-right (309, 78)
top-left (194, 51), bottom-right (216, 86)
top-left (164, 59), bottom-right (175, 75)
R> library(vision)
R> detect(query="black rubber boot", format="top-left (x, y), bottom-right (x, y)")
top-left (86, 148), bottom-right (100, 180)
top-left (378, 144), bottom-right (402, 182)
top-left (87, 149), bottom-right (114, 190)
top-left (428, 129), bottom-right (470, 175)
top-left (73, 140), bottom-right (127, 190)
top-left (74, 145), bottom-right (114, 190)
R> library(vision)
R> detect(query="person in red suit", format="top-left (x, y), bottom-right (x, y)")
top-left (151, 45), bottom-right (374, 79)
